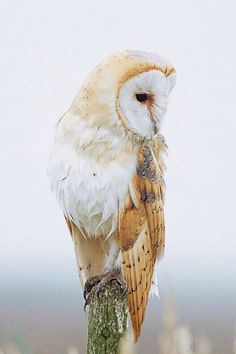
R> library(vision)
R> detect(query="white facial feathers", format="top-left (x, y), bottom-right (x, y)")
top-left (119, 70), bottom-right (175, 138)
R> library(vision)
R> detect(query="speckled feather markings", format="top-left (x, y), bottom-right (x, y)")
top-left (119, 138), bottom-right (166, 339)
top-left (48, 50), bottom-right (175, 342)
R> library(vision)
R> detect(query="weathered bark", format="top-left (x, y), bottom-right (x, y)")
top-left (87, 280), bottom-right (128, 354)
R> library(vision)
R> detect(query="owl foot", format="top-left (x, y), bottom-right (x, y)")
top-left (83, 269), bottom-right (127, 310)
top-left (95, 268), bottom-right (127, 297)
top-left (83, 274), bottom-right (103, 310)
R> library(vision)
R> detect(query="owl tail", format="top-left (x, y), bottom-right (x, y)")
top-left (118, 328), bottom-right (138, 354)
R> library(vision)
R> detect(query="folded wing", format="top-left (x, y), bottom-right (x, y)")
top-left (119, 137), bottom-right (166, 340)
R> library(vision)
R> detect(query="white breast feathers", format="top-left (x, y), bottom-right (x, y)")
top-left (48, 111), bottom-right (138, 238)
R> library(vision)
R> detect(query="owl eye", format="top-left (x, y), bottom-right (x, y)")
top-left (136, 93), bottom-right (148, 103)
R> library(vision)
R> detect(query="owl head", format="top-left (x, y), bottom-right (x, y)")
top-left (72, 50), bottom-right (176, 140)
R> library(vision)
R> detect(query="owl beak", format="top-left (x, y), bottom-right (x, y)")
top-left (149, 112), bottom-right (160, 134)
top-left (153, 120), bottom-right (159, 134)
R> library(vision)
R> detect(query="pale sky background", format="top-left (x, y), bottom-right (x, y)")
top-left (0, 0), bottom-right (236, 352)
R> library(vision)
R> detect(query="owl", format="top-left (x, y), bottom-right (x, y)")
top-left (48, 50), bottom-right (176, 340)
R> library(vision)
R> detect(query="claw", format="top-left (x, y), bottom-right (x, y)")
top-left (83, 295), bottom-right (93, 312)
top-left (94, 268), bottom-right (127, 297)
top-left (83, 274), bottom-right (103, 310)
top-left (120, 281), bottom-right (128, 295)
top-left (83, 269), bottom-right (127, 309)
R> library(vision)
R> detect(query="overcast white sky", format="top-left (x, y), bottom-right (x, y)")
top-left (0, 0), bottom-right (235, 294)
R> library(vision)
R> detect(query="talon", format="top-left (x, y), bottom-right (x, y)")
top-left (94, 269), bottom-right (127, 297)
top-left (120, 281), bottom-right (128, 294)
top-left (83, 270), bottom-right (127, 309)
top-left (83, 295), bottom-right (91, 312)
top-left (83, 274), bottom-right (103, 308)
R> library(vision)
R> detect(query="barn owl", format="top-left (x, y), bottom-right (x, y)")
top-left (48, 50), bottom-right (176, 340)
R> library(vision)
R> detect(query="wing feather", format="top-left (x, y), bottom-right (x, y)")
top-left (119, 136), bottom-right (166, 340)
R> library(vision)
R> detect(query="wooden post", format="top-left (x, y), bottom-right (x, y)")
top-left (87, 280), bottom-right (128, 354)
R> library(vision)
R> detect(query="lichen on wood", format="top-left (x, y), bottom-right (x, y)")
top-left (87, 280), bottom-right (128, 354)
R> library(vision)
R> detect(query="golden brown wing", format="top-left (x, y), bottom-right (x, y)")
top-left (119, 136), bottom-right (166, 340)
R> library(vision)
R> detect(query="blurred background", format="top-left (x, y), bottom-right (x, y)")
top-left (0, 0), bottom-right (236, 353)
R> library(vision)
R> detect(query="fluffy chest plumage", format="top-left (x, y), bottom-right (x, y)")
top-left (68, 150), bottom-right (136, 236)
top-left (50, 127), bottom-right (138, 237)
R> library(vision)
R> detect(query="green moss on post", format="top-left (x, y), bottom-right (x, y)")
top-left (87, 280), bottom-right (128, 354)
